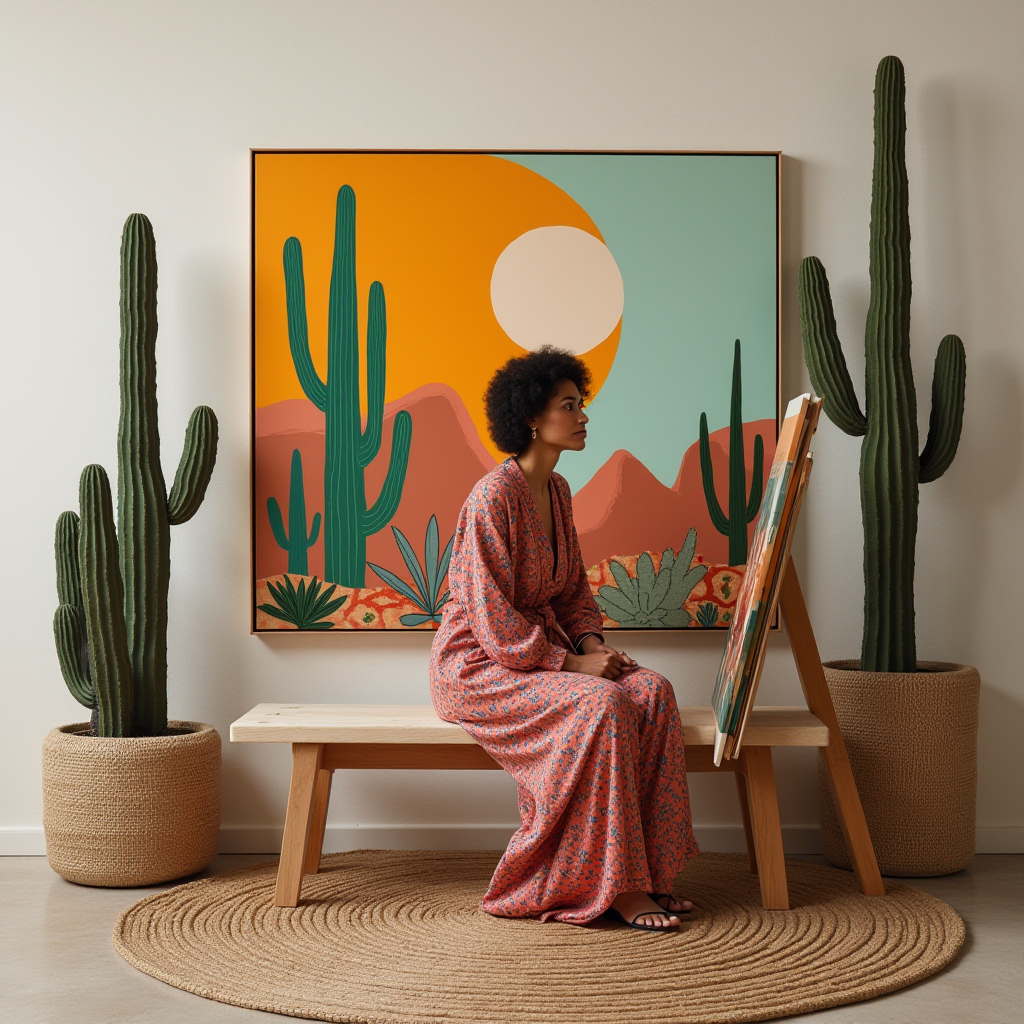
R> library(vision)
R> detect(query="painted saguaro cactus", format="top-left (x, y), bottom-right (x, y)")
top-left (798, 56), bottom-right (966, 672)
top-left (52, 214), bottom-right (219, 736)
top-left (267, 448), bottom-right (321, 576)
top-left (283, 184), bottom-right (412, 587)
top-left (699, 339), bottom-right (765, 566)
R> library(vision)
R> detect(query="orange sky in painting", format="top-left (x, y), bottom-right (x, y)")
top-left (253, 152), bottom-right (620, 460)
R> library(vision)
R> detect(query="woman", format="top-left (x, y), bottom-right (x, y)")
top-left (430, 346), bottom-right (698, 930)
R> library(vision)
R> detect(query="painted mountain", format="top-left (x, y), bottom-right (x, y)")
top-left (255, 383), bottom-right (775, 630)
top-left (573, 419), bottom-right (777, 570)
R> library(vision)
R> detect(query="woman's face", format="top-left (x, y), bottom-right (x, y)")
top-left (529, 379), bottom-right (589, 453)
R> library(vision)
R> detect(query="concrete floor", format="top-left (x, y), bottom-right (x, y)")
top-left (1, 854), bottom-right (1020, 1023)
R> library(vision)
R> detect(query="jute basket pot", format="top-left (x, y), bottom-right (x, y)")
top-left (818, 661), bottom-right (980, 877)
top-left (42, 721), bottom-right (220, 887)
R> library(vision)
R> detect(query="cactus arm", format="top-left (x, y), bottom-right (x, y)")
top-left (307, 512), bottom-right (321, 546)
top-left (55, 511), bottom-right (82, 608)
top-left (54, 606), bottom-right (94, 707)
top-left (363, 410), bottom-right (412, 536)
top-left (698, 413), bottom-right (729, 535)
top-left (746, 434), bottom-right (765, 522)
top-left (798, 257), bottom-right (868, 436)
top-left (79, 465), bottom-right (133, 737)
top-left (919, 334), bottom-right (966, 484)
top-left (54, 510), bottom-right (94, 706)
top-left (267, 497), bottom-right (289, 550)
top-left (359, 281), bottom-right (387, 467)
top-left (167, 406), bottom-right (219, 524)
top-left (283, 237), bottom-right (327, 412)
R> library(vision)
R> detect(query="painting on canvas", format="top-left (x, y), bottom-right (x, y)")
top-left (251, 151), bottom-right (780, 631)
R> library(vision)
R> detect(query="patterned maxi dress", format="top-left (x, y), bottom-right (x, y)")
top-left (430, 457), bottom-right (699, 924)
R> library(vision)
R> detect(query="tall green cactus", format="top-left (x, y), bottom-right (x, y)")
top-left (798, 56), bottom-right (966, 673)
top-left (52, 214), bottom-right (219, 736)
top-left (268, 448), bottom-right (321, 576)
top-left (699, 339), bottom-right (765, 565)
top-left (283, 185), bottom-right (412, 587)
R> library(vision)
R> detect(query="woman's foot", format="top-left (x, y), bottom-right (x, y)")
top-left (609, 890), bottom-right (682, 929)
top-left (649, 892), bottom-right (693, 914)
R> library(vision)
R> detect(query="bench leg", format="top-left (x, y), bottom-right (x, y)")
top-left (740, 747), bottom-right (789, 910)
top-left (275, 743), bottom-right (324, 908)
top-left (734, 772), bottom-right (758, 875)
top-left (302, 768), bottom-right (334, 876)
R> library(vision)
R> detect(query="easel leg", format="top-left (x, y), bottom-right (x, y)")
top-left (275, 743), bottom-right (323, 908)
top-left (303, 768), bottom-right (334, 876)
top-left (735, 773), bottom-right (758, 874)
top-left (740, 747), bottom-right (789, 910)
top-left (780, 565), bottom-right (885, 897)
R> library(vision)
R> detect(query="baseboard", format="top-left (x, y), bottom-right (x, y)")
top-left (4, 824), bottom-right (1021, 857)
top-left (0, 828), bottom-right (47, 855)
top-left (975, 826), bottom-right (1024, 853)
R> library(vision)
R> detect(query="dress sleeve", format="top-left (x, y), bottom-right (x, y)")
top-left (550, 475), bottom-right (605, 648)
top-left (448, 483), bottom-right (567, 672)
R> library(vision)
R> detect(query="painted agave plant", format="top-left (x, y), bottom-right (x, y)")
top-left (595, 528), bottom-right (708, 628)
top-left (368, 515), bottom-right (455, 627)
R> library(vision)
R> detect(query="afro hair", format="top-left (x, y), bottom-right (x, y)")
top-left (483, 345), bottom-right (592, 455)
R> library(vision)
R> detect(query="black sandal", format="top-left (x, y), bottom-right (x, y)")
top-left (648, 891), bottom-right (692, 913)
top-left (604, 906), bottom-right (682, 932)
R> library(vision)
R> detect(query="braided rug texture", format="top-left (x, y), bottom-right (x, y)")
top-left (114, 850), bottom-right (964, 1024)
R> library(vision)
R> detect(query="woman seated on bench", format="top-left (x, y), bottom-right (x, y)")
top-left (430, 347), bottom-right (699, 932)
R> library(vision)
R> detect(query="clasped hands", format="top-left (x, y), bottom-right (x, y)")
top-left (562, 635), bottom-right (638, 680)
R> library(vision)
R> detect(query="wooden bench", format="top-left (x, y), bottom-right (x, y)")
top-left (230, 702), bottom-right (830, 911)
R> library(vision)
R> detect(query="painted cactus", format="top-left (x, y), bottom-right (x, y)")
top-left (52, 214), bottom-right (218, 736)
top-left (267, 448), bottom-right (321, 576)
top-left (699, 339), bottom-right (765, 565)
top-left (798, 56), bottom-right (966, 672)
top-left (283, 185), bottom-right (412, 587)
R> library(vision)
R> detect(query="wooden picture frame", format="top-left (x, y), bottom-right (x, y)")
top-left (251, 150), bottom-right (781, 632)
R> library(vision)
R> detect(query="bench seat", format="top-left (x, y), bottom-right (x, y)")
top-left (230, 703), bottom-right (829, 748)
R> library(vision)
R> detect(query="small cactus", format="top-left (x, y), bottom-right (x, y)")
top-left (699, 340), bottom-right (765, 565)
top-left (267, 449), bottom-right (321, 576)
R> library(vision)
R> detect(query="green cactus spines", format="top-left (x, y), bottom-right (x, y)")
top-left (798, 56), bottom-right (966, 673)
top-left (699, 339), bottom-right (765, 565)
top-left (78, 465), bottom-right (134, 737)
top-left (283, 185), bottom-right (412, 587)
top-left (52, 214), bottom-right (218, 736)
top-left (115, 214), bottom-right (219, 735)
top-left (268, 448), bottom-right (321, 576)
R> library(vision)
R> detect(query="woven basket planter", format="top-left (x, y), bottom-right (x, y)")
top-left (42, 721), bottom-right (220, 887)
top-left (818, 661), bottom-right (980, 877)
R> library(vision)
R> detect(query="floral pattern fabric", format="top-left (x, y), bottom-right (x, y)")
top-left (430, 458), bottom-right (698, 924)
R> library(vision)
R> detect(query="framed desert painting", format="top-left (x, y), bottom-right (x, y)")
top-left (251, 150), bottom-right (780, 632)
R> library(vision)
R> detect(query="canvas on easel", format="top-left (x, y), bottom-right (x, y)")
top-left (712, 393), bottom-right (823, 764)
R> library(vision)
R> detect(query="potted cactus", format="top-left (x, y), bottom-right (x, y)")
top-left (42, 214), bottom-right (221, 887)
top-left (799, 56), bottom-right (978, 876)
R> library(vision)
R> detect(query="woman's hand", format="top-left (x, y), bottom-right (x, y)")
top-left (563, 637), bottom-right (639, 679)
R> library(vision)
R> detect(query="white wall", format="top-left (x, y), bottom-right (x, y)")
top-left (2, 1), bottom-right (1021, 855)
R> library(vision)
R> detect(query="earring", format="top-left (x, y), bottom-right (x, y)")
top-left (531, 427), bottom-right (537, 440)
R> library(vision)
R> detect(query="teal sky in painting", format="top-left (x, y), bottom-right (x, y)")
top-left (499, 153), bottom-right (778, 491)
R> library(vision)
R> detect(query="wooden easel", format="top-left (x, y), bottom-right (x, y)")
top-left (768, 558), bottom-right (883, 901)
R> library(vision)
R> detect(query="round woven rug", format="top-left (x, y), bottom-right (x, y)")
top-left (114, 850), bottom-right (964, 1024)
